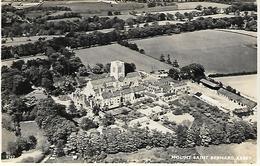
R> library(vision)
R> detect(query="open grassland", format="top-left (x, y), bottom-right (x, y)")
top-left (177, 2), bottom-right (230, 10)
top-left (2, 129), bottom-right (17, 152)
top-left (1, 55), bottom-right (48, 67)
top-left (74, 44), bottom-right (172, 72)
top-left (2, 35), bottom-right (63, 47)
top-left (215, 74), bottom-right (257, 100)
top-left (42, 1), bottom-right (145, 16)
top-left (134, 30), bottom-right (257, 74)
top-left (196, 140), bottom-right (257, 164)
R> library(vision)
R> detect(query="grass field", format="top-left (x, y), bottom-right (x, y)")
top-left (20, 121), bottom-right (47, 149)
top-left (42, 1), bottom-right (145, 16)
top-left (134, 30), bottom-right (257, 74)
top-left (215, 74), bottom-right (257, 100)
top-left (2, 128), bottom-right (17, 152)
top-left (74, 44), bottom-right (172, 72)
top-left (177, 2), bottom-right (230, 10)
top-left (196, 140), bottom-right (256, 164)
top-left (2, 35), bottom-right (63, 47)
top-left (1, 55), bottom-right (48, 67)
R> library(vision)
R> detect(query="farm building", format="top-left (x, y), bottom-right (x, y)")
top-left (217, 88), bottom-right (257, 109)
top-left (200, 78), bottom-right (220, 90)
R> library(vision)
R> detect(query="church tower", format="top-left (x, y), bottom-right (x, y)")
top-left (110, 60), bottom-right (125, 80)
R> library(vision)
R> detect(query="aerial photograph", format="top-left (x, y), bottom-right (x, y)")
top-left (1, 0), bottom-right (257, 164)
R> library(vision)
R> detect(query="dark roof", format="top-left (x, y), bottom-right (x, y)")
top-left (218, 88), bottom-right (257, 109)
top-left (200, 79), bottom-right (219, 88)
top-left (164, 92), bottom-right (175, 97)
top-left (194, 92), bottom-right (202, 97)
top-left (125, 72), bottom-right (140, 79)
top-left (121, 88), bottom-right (133, 95)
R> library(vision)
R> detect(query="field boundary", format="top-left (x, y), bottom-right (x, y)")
top-left (214, 29), bottom-right (257, 38)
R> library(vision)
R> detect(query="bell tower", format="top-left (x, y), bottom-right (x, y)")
top-left (110, 60), bottom-right (125, 80)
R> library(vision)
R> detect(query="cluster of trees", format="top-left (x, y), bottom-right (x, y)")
top-left (34, 98), bottom-right (77, 145)
top-left (168, 63), bottom-right (205, 80)
top-left (38, 12), bottom-right (82, 22)
top-left (160, 54), bottom-right (179, 67)
top-left (65, 127), bottom-right (176, 161)
top-left (226, 2), bottom-right (257, 12)
top-left (174, 96), bottom-right (257, 147)
top-left (5, 135), bottom-right (37, 158)
top-left (2, 4), bottom-right (71, 27)
top-left (2, 12), bottom-right (125, 37)
top-left (117, 40), bottom-right (144, 53)
top-left (226, 85), bottom-right (240, 95)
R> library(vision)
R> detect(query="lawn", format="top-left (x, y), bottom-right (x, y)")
top-left (20, 121), bottom-right (47, 149)
top-left (74, 44), bottom-right (172, 72)
top-left (177, 2), bottom-right (230, 10)
top-left (104, 146), bottom-right (203, 163)
top-left (134, 30), bottom-right (257, 74)
top-left (2, 128), bottom-right (17, 152)
top-left (195, 140), bottom-right (257, 164)
top-left (215, 74), bottom-right (257, 100)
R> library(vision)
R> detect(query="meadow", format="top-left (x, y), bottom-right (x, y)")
top-left (134, 30), bottom-right (257, 74)
top-left (177, 2), bottom-right (230, 10)
top-left (215, 74), bottom-right (257, 100)
top-left (42, 1), bottom-right (145, 16)
top-left (74, 44), bottom-right (172, 72)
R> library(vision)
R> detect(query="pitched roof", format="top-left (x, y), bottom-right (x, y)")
top-left (164, 92), bottom-right (175, 97)
top-left (217, 88), bottom-right (257, 109)
top-left (200, 79), bottom-right (219, 88)
top-left (102, 92), bottom-right (114, 99)
top-left (91, 76), bottom-right (116, 86)
top-left (125, 72), bottom-right (140, 79)
top-left (121, 88), bottom-right (133, 95)
top-left (133, 86), bottom-right (145, 92)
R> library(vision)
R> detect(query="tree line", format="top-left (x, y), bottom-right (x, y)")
top-left (2, 15), bottom-right (256, 60)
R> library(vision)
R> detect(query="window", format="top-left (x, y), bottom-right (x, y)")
top-left (118, 66), bottom-right (122, 73)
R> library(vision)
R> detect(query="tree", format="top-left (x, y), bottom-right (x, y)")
top-left (93, 105), bottom-right (101, 116)
top-left (176, 125), bottom-right (188, 147)
top-left (67, 101), bottom-right (77, 115)
top-left (27, 135), bottom-right (37, 149)
top-left (56, 140), bottom-right (65, 157)
top-left (160, 54), bottom-right (165, 62)
top-left (101, 113), bottom-right (115, 127)
top-left (168, 68), bottom-right (180, 80)
top-left (195, 5), bottom-right (203, 10)
top-left (199, 123), bottom-right (211, 146)
top-left (124, 62), bottom-right (136, 75)
top-left (172, 60), bottom-right (179, 68)
top-left (80, 117), bottom-right (98, 131)
top-left (167, 54), bottom-right (172, 64)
